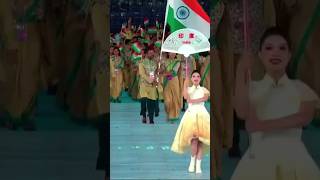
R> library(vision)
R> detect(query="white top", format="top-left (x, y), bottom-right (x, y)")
top-left (187, 85), bottom-right (210, 107)
top-left (249, 74), bottom-right (319, 140)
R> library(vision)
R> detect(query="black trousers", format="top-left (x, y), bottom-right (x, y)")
top-left (182, 98), bottom-right (186, 109)
top-left (96, 113), bottom-right (108, 177)
top-left (140, 98), bottom-right (156, 121)
top-left (155, 99), bottom-right (159, 115)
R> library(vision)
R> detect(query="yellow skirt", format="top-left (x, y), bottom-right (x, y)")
top-left (163, 77), bottom-right (181, 120)
top-left (231, 137), bottom-right (320, 180)
top-left (171, 105), bottom-right (210, 154)
top-left (110, 70), bottom-right (123, 99)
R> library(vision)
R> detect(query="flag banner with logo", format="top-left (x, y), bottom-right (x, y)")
top-left (161, 0), bottom-right (210, 55)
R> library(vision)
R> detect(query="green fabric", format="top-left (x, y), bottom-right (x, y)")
top-left (154, 41), bottom-right (161, 48)
top-left (163, 60), bottom-right (179, 88)
top-left (167, 5), bottom-right (186, 33)
top-left (166, 60), bottom-right (179, 72)
top-left (163, 78), bottom-right (169, 88)
top-left (131, 55), bottom-right (142, 64)
top-left (169, 118), bottom-right (179, 122)
top-left (117, 56), bottom-right (125, 69)
top-left (193, 53), bottom-right (200, 60)
top-left (289, 0), bottom-right (320, 78)
top-left (171, 71), bottom-right (177, 77)
top-left (169, 60), bottom-right (179, 77)
top-left (142, 39), bottom-right (150, 44)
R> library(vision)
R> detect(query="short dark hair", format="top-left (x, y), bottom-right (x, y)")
top-left (191, 69), bottom-right (201, 77)
top-left (259, 26), bottom-right (291, 50)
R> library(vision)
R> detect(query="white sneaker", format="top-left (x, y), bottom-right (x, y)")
top-left (196, 159), bottom-right (202, 174)
top-left (188, 156), bottom-right (196, 172)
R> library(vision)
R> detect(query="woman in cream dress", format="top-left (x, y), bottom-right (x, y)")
top-left (110, 47), bottom-right (123, 102)
top-left (163, 53), bottom-right (181, 122)
top-left (232, 27), bottom-right (320, 180)
top-left (171, 70), bottom-right (210, 174)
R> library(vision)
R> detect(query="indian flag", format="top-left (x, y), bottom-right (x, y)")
top-left (132, 52), bottom-right (142, 62)
top-left (120, 23), bottom-right (126, 37)
top-left (165, 0), bottom-right (210, 38)
top-left (136, 27), bottom-right (145, 37)
top-left (148, 26), bottom-right (157, 34)
top-left (119, 46), bottom-right (124, 53)
top-left (142, 39), bottom-right (150, 44)
top-left (132, 42), bottom-right (143, 54)
top-left (144, 18), bottom-right (149, 26)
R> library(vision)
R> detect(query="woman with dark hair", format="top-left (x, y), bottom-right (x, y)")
top-left (110, 47), bottom-right (124, 103)
top-left (163, 52), bottom-right (181, 123)
top-left (0, 0), bottom-right (47, 131)
top-left (232, 27), bottom-right (320, 179)
top-left (171, 69), bottom-right (210, 174)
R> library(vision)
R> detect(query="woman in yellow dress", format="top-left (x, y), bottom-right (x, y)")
top-left (171, 70), bottom-right (210, 174)
top-left (124, 40), bottom-right (134, 95)
top-left (110, 47), bottom-right (123, 103)
top-left (128, 40), bottom-right (144, 100)
top-left (232, 27), bottom-right (320, 180)
top-left (122, 39), bottom-right (131, 91)
top-left (129, 49), bottom-right (141, 100)
top-left (56, 0), bottom-right (108, 121)
top-left (1, 0), bottom-right (45, 130)
top-left (163, 52), bottom-right (181, 122)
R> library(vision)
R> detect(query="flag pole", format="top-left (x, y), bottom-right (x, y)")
top-left (160, 0), bottom-right (170, 63)
top-left (156, 0), bottom-right (170, 86)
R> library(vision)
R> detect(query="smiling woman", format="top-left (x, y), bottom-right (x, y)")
top-left (110, 0), bottom-right (211, 179)
top-left (171, 69), bottom-right (210, 174)
top-left (232, 26), bottom-right (320, 180)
